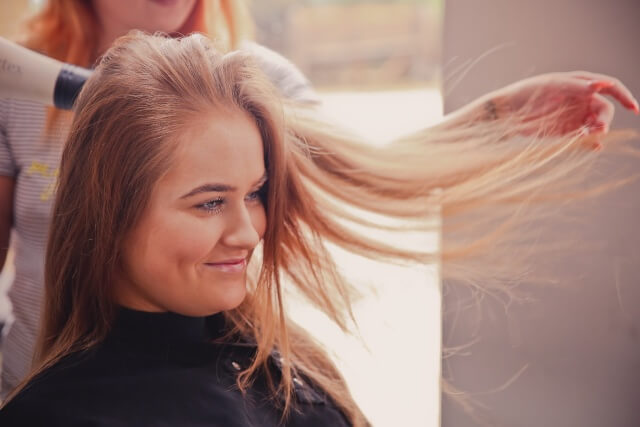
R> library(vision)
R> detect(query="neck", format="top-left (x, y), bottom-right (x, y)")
top-left (94, 22), bottom-right (127, 61)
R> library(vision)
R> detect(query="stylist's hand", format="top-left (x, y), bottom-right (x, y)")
top-left (487, 71), bottom-right (639, 139)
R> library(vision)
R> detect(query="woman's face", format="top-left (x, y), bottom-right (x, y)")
top-left (115, 109), bottom-right (268, 316)
top-left (92, 0), bottom-right (198, 35)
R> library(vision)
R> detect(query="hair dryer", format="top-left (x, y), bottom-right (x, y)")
top-left (0, 36), bottom-right (91, 110)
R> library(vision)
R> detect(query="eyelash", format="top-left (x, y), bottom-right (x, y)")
top-left (196, 188), bottom-right (265, 214)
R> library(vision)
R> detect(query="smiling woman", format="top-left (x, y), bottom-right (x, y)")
top-left (114, 111), bottom-right (268, 316)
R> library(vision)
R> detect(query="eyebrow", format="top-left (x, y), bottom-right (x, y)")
top-left (180, 172), bottom-right (268, 199)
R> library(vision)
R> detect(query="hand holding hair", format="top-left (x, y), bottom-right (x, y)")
top-left (437, 70), bottom-right (638, 152)
top-left (479, 71), bottom-right (639, 135)
top-left (0, 36), bottom-right (91, 110)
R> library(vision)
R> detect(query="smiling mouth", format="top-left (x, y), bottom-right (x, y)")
top-left (204, 259), bottom-right (247, 273)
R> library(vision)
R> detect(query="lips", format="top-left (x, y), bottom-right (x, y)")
top-left (148, 0), bottom-right (181, 6)
top-left (204, 259), bottom-right (247, 273)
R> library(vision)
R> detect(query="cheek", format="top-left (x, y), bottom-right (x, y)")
top-left (161, 216), bottom-right (223, 264)
top-left (132, 212), bottom-right (224, 275)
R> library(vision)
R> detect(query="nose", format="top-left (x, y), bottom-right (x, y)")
top-left (222, 203), bottom-right (261, 250)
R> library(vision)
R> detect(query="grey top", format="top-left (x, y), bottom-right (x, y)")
top-left (0, 42), bottom-right (318, 396)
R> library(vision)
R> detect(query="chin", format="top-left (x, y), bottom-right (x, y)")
top-left (203, 279), bottom-right (248, 314)
top-left (218, 286), bottom-right (248, 312)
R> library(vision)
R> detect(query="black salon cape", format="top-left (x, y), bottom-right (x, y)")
top-left (0, 308), bottom-right (352, 426)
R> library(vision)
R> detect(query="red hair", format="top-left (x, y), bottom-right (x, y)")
top-left (20, 0), bottom-right (253, 128)
top-left (23, 0), bottom-right (251, 65)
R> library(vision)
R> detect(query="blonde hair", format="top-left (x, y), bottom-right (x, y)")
top-left (5, 32), bottom-right (636, 426)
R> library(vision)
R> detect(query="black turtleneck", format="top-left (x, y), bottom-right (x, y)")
top-left (0, 308), bottom-right (352, 427)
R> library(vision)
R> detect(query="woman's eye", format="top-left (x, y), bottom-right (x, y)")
top-left (197, 198), bottom-right (224, 214)
top-left (246, 190), bottom-right (262, 203)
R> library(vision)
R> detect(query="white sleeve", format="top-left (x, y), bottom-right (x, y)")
top-left (0, 99), bottom-right (16, 178)
top-left (240, 41), bottom-right (320, 105)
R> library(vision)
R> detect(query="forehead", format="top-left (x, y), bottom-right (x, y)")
top-left (161, 109), bottom-right (265, 189)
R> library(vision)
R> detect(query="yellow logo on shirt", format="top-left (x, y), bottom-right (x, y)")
top-left (26, 161), bottom-right (59, 201)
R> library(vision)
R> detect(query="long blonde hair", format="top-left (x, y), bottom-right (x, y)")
top-left (6, 31), bottom-right (636, 425)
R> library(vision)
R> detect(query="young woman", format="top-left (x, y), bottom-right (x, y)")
top-left (0, 31), bottom-right (637, 425)
top-left (0, 0), bottom-right (318, 396)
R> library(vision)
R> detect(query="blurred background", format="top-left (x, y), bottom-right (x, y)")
top-left (2, 1), bottom-right (640, 426)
